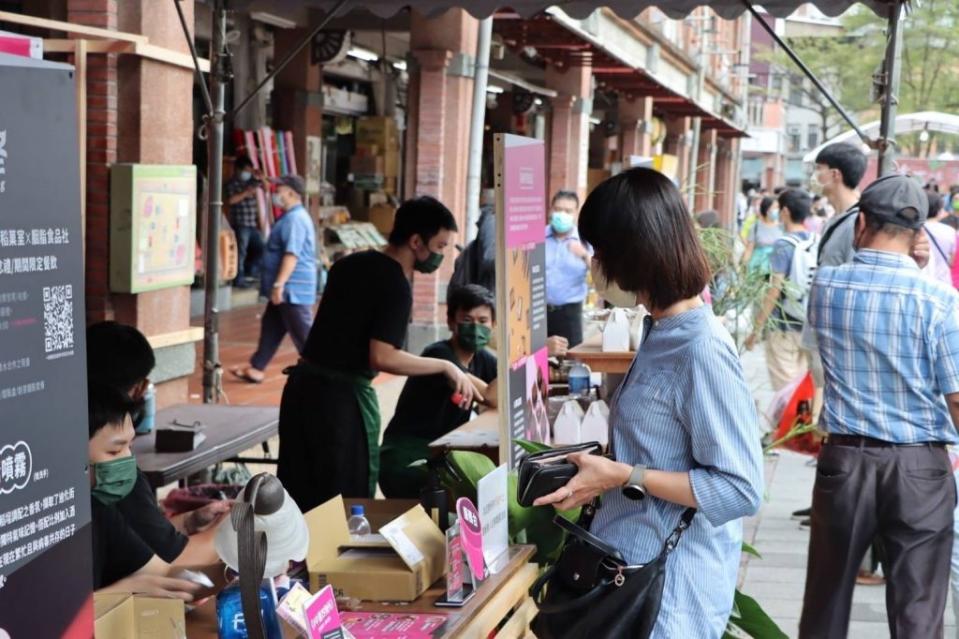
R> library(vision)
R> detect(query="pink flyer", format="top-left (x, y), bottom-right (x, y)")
top-left (455, 498), bottom-right (487, 580)
top-left (303, 585), bottom-right (345, 639)
top-left (341, 612), bottom-right (448, 638)
top-left (503, 136), bottom-right (547, 249)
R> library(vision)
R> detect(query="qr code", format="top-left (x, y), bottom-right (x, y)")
top-left (43, 285), bottom-right (74, 353)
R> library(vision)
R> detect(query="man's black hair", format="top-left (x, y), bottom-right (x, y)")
top-left (446, 284), bottom-right (496, 323)
top-left (235, 156), bottom-right (254, 171)
top-left (926, 190), bottom-right (943, 219)
top-left (88, 382), bottom-right (138, 438)
top-left (86, 321), bottom-right (155, 394)
top-left (778, 189), bottom-right (812, 224)
top-left (551, 190), bottom-right (580, 207)
top-left (388, 196), bottom-right (458, 246)
top-left (815, 143), bottom-right (867, 189)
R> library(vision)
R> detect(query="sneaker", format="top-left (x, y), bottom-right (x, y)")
top-left (791, 507), bottom-right (812, 520)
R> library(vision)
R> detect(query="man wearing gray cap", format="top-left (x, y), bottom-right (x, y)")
top-left (799, 174), bottom-right (959, 638)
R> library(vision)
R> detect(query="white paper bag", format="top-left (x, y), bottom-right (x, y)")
top-left (552, 400), bottom-right (584, 446)
top-left (602, 308), bottom-right (631, 352)
top-left (580, 400), bottom-right (610, 448)
top-left (629, 306), bottom-right (650, 351)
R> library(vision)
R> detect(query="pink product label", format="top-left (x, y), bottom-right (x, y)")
top-left (503, 140), bottom-right (547, 249)
top-left (455, 498), bottom-right (486, 580)
top-left (446, 530), bottom-right (464, 599)
top-left (304, 585), bottom-right (344, 639)
top-left (341, 613), bottom-right (448, 638)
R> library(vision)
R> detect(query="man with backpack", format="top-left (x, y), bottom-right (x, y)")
top-left (746, 189), bottom-right (817, 391)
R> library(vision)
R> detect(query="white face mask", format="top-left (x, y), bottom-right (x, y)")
top-left (590, 260), bottom-right (638, 308)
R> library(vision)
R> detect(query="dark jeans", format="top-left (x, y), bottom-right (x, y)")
top-left (546, 301), bottom-right (584, 347)
top-left (249, 302), bottom-right (312, 371)
top-left (234, 225), bottom-right (264, 283)
top-left (799, 440), bottom-right (955, 639)
top-left (277, 369), bottom-right (369, 513)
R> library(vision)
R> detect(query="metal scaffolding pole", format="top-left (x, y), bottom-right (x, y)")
top-left (877, 2), bottom-right (904, 177)
top-left (465, 17), bottom-right (493, 243)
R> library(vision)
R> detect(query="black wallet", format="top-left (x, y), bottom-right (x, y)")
top-left (516, 442), bottom-right (604, 507)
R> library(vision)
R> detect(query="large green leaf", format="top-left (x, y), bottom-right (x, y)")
top-left (727, 590), bottom-right (788, 639)
top-left (514, 438), bottom-right (553, 454)
top-left (741, 542), bottom-right (762, 559)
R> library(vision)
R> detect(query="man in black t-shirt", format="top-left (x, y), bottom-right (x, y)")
top-left (88, 384), bottom-right (201, 600)
top-left (87, 322), bottom-right (230, 566)
top-left (380, 285), bottom-right (499, 498)
top-left (278, 196), bottom-right (476, 512)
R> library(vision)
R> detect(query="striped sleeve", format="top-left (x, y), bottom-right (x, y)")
top-left (680, 337), bottom-right (764, 526)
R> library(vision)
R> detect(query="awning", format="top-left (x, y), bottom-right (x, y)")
top-left (803, 111), bottom-right (959, 162)
top-left (247, 0), bottom-right (895, 20)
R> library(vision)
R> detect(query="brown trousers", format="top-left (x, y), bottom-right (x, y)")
top-left (799, 441), bottom-right (955, 638)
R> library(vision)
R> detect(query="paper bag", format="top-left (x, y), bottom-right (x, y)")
top-left (580, 400), bottom-right (610, 448)
top-left (602, 308), bottom-right (631, 352)
top-left (552, 400), bottom-right (584, 446)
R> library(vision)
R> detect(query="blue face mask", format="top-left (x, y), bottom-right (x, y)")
top-left (239, 170), bottom-right (253, 182)
top-left (550, 211), bottom-right (575, 234)
top-left (768, 209), bottom-right (780, 223)
top-left (272, 193), bottom-right (285, 209)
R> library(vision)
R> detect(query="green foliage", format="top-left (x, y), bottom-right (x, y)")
top-left (726, 590), bottom-right (789, 638)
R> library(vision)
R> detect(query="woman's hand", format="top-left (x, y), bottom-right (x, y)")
top-left (532, 453), bottom-right (631, 511)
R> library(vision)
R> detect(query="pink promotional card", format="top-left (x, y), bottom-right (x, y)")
top-left (341, 612), bottom-right (448, 638)
top-left (455, 498), bottom-right (487, 581)
top-left (303, 585), bottom-right (345, 639)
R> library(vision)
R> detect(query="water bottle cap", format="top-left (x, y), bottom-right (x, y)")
top-left (350, 505), bottom-right (365, 516)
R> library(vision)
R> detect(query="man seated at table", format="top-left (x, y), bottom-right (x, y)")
top-left (86, 321), bottom-right (229, 566)
top-left (89, 382), bottom-right (204, 600)
top-left (379, 284), bottom-right (498, 498)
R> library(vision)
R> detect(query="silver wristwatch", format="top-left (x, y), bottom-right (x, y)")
top-left (622, 464), bottom-right (647, 501)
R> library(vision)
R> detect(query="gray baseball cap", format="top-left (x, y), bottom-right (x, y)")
top-left (270, 175), bottom-right (306, 201)
top-left (857, 174), bottom-right (927, 230)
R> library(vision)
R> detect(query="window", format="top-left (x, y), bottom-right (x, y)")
top-left (788, 75), bottom-right (805, 107)
top-left (807, 125), bottom-right (819, 150)
top-left (787, 126), bottom-right (802, 153)
top-left (748, 99), bottom-right (765, 127)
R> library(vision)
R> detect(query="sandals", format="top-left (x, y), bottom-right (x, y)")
top-left (230, 367), bottom-right (264, 384)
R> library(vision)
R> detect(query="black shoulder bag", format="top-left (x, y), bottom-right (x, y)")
top-left (530, 502), bottom-right (696, 639)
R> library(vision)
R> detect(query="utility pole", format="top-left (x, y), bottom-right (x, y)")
top-left (465, 17), bottom-right (493, 243)
top-left (877, 2), bottom-right (903, 177)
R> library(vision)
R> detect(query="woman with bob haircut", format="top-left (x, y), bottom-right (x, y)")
top-left (534, 168), bottom-right (764, 637)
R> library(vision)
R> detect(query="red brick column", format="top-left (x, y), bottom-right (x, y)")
top-left (663, 115), bottom-right (691, 190)
top-left (69, 0), bottom-right (118, 323)
top-left (694, 129), bottom-right (717, 214)
top-left (714, 137), bottom-right (736, 226)
top-left (545, 64), bottom-right (591, 204)
top-left (619, 96), bottom-right (654, 162)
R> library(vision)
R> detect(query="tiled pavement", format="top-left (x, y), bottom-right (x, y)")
top-left (187, 303), bottom-right (957, 637)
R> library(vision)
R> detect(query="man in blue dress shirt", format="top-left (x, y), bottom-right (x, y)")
top-left (545, 190), bottom-right (590, 347)
top-left (800, 175), bottom-right (959, 638)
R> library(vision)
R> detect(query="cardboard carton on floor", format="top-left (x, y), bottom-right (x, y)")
top-left (94, 592), bottom-right (185, 639)
top-left (306, 496), bottom-right (445, 602)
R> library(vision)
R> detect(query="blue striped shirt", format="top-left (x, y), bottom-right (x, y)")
top-left (592, 304), bottom-right (764, 638)
top-left (809, 249), bottom-right (959, 444)
top-left (545, 225), bottom-right (589, 306)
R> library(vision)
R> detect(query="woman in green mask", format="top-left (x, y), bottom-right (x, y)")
top-left (379, 284), bottom-right (500, 498)
top-left (87, 383), bottom-right (204, 601)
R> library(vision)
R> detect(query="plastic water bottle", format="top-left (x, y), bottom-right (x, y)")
top-left (348, 505), bottom-right (371, 537)
top-left (134, 383), bottom-right (156, 434)
top-left (216, 580), bottom-right (283, 639)
top-left (568, 362), bottom-right (591, 398)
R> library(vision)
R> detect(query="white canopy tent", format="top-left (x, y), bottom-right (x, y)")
top-left (804, 111), bottom-right (959, 163)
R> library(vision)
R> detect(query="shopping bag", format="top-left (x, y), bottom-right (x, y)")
top-left (767, 371), bottom-right (820, 456)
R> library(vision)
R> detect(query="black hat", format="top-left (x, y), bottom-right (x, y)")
top-left (271, 175), bottom-right (306, 201)
top-left (857, 174), bottom-right (927, 230)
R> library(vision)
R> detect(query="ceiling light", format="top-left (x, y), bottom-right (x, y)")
top-left (534, 98), bottom-right (543, 106)
top-left (250, 11), bottom-right (297, 29)
top-left (348, 46), bottom-right (379, 63)
top-left (919, 129), bottom-right (930, 143)
top-left (486, 84), bottom-right (505, 94)
top-left (392, 59), bottom-right (407, 71)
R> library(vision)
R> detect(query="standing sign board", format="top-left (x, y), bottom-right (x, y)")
top-left (494, 134), bottom-right (550, 466)
top-left (0, 53), bottom-right (93, 637)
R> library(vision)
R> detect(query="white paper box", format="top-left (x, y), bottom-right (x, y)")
top-left (581, 400), bottom-right (610, 448)
top-left (552, 400), bottom-right (585, 446)
top-left (602, 308), bottom-right (631, 352)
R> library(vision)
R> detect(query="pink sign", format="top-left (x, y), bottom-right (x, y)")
top-left (303, 585), bottom-right (344, 639)
top-left (860, 158), bottom-right (959, 191)
top-left (455, 497), bottom-right (487, 580)
top-left (341, 612), bottom-right (448, 638)
top-left (503, 136), bottom-right (547, 249)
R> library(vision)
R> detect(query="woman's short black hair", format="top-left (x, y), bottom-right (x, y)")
top-left (88, 382), bottom-right (138, 438)
top-left (388, 196), bottom-right (458, 246)
top-left (815, 143), bottom-right (867, 189)
top-left (578, 167), bottom-right (710, 311)
top-left (926, 189), bottom-right (943, 218)
top-left (551, 190), bottom-right (579, 207)
top-left (86, 321), bottom-right (155, 394)
top-left (759, 196), bottom-right (776, 218)
top-left (446, 284), bottom-right (496, 322)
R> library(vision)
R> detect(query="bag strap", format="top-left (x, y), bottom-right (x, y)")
top-left (926, 224), bottom-right (950, 264)
top-left (663, 508), bottom-right (696, 555)
top-left (817, 207), bottom-right (858, 265)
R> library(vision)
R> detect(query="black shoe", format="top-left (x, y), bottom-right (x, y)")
top-left (799, 518), bottom-right (811, 528)
top-left (791, 507), bottom-right (811, 520)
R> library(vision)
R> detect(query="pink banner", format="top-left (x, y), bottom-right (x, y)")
top-left (503, 138), bottom-right (547, 249)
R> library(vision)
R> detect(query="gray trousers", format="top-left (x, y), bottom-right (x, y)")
top-left (799, 440), bottom-right (955, 639)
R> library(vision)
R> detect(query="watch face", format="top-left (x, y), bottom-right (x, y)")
top-left (623, 485), bottom-right (646, 501)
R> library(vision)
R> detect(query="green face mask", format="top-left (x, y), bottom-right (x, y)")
top-left (456, 322), bottom-right (492, 352)
top-left (90, 455), bottom-right (138, 505)
top-left (414, 250), bottom-right (444, 274)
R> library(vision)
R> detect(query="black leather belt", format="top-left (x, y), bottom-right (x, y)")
top-left (546, 302), bottom-right (581, 313)
top-left (826, 434), bottom-right (946, 449)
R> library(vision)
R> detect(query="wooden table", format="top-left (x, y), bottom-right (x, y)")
top-left (184, 545), bottom-right (538, 639)
top-left (428, 410), bottom-right (500, 463)
top-left (567, 333), bottom-right (635, 374)
top-left (132, 404), bottom-right (279, 489)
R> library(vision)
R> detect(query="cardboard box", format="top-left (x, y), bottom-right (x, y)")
top-left (356, 116), bottom-right (399, 150)
top-left (94, 592), bottom-right (185, 639)
top-left (369, 202), bottom-right (397, 236)
top-left (306, 496), bottom-right (445, 602)
top-left (383, 153), bottom-right (399, 179)
top-left (350, 155), bottom-right (385, 175)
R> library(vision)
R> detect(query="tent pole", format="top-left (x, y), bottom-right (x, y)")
top-left (877, 2), bottom-right (904, 177)
top-left (465, 17), bottom-right (493, 243)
